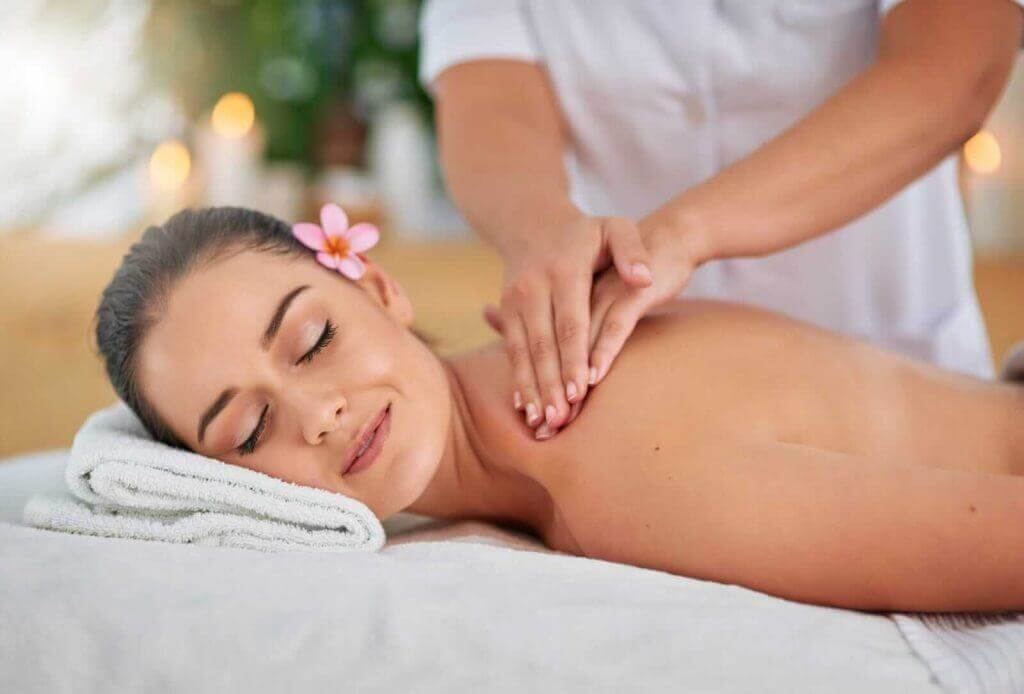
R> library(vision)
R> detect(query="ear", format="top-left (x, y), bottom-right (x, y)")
top-left (355, 259), bottom-right (415, 328)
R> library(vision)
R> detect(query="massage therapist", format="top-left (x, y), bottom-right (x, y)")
top-left (418, 0), bottom-right (1024, 439)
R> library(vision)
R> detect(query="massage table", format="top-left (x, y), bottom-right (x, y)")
top-left (0, 449), bottom-right (948, 693)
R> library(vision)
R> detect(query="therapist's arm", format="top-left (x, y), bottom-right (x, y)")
top-left (433, 60), bottom-right (654, 436)
top-left (581, 0), bottom-right (1022, 386)
top-left (650, 0), bottom-right (1024, 263)
top-left (433, 61), bottom-right (577, 256)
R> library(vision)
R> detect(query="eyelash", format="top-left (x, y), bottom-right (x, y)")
top-left (296, 320), bottom-right (336, 365)
top-left (237, 404), bottom-right (269, 456)
top-left (236, 319), bottom-right (337, 456)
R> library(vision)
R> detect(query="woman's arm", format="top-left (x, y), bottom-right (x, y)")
top-left (649, 0), bottom-right (1024, 261)
top-left (561, 439), bottom-right (1024, 613)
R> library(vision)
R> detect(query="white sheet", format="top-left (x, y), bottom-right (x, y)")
top-left (0, 451), bottom-right (942, 693)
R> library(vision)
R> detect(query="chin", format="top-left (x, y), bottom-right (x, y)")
top-left (376, 448), bottom-right (442, 520)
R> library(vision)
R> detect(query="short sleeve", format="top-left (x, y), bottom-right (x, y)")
top-left (880, 0), bottom-right (1024, 48)
top-left (418, 0), bottom-right (541, 94)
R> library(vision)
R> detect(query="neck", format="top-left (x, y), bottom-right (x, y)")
top-left (405, 356), bottom-right (550, 535)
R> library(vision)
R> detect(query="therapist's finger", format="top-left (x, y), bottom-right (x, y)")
top-left (589, 297), bottom-right (644, 385)
top-left (587, 277), bottom-right (614, 379)
top-left (519, 288), bottom-right (572, 431)
top-left (482, 304), bottom-right (505, 335)
top-left (535, 396), bottom-right (584, 441)
top-left (501, 307), bottom-right (542, 420)
top-left (549, 262), bottom-right (591, 407)
top-left (603, 217), bottom-right (654, 288)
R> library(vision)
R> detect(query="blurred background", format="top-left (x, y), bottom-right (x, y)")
top-left (1, 0), bottom-right (1022, 458)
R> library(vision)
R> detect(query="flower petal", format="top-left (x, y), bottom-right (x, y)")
top-left (337, 255), bottom-right (365, 280)
top-left (344, 223), bottom-right (380, 253)
top-left (316, 251), bottom-right (340, 269)
top-left (292, 223), bottom-right (326, 251)
top-left (320, 203), bottom-right (349, 239)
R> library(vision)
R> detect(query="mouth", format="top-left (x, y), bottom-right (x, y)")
top-left (342, 403), bottom-right (391, 476)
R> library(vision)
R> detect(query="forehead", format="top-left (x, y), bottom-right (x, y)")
top-left (135, 250), bottom-right (346, 439)
top-left (151, 249), bottom-right (311, 356)
top-left (165, 249), bottom-right (310, 327)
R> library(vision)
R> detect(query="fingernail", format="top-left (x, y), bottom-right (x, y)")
top-left (588, 366), bottom-right (598, 385)
top-left (632, 262), bottom-right (651, 280)
top-left (544, 404), bottom-right (556, 425)
top-left (513, 390), bottom-right (523, 410)
top-left (535, 423), bottom-right (553, 440)
top-left (526, 402), bottom-right (540, 425)
top-left (566, 381), bottom-right (578, 401)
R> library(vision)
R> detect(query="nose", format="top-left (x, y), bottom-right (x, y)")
top-left (296, 390), bottom-right (347, 446)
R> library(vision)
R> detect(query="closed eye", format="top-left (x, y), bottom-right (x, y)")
top-left (296, 320), bottom-right (336, 365)
top-left (236, 320), bottom-right (336, 456)
top-left (237, 404), bottom-right (269, 456)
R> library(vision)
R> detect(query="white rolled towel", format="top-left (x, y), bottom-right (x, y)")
top-left (22, 402), bottom-right (385, 553)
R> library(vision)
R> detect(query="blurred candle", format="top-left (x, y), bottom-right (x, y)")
top-left (368, 101), bottom-right (434, 240)
top-left (964, 129), bottom-right (1022, 254)
top-left (145, 139), bottom-right (193, 223)
top-left (195, 92), bottom-right (265, 206)
top-left (964, 130), bottom-right (1002, 175)
top-left (260, 162), bottom-right (306, 222)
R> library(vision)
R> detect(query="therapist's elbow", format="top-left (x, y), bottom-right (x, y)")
top-left (905, 62), bottom-right (1007, 161)
top-left (954, 59), bottom-right (1014, 144)
top-left (934, 30), bottom-right (1020, 150)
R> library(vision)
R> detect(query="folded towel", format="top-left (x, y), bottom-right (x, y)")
top-left (22, 402), bottom-right (385, 553)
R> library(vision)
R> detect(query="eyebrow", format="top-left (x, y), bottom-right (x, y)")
top-left (261, 284), bottom-right (311, 350)
top-left (197, 387), bottom-right (238, 446)
top-left (196, 284), bottom-right (310, 445)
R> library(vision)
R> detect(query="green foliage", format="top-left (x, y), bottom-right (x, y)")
top-left (145, 0), bottom-right (430, 167)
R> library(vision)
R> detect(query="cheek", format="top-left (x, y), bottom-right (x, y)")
top-left (371, 341), bottom-right (452, 513)
top-left (328, 319), bottom-right (400, 383)
top-left (337, 324), bottom-right (423, 402)
top-left (403, 341), bottom-right (453, 464)
top-left (358, 342), bottom-right (397, 381)
top-left (238, 441), bottom-right (328, 491)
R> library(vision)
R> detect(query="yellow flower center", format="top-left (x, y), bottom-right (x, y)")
top-left (324, 236), bottom-right (350, 257)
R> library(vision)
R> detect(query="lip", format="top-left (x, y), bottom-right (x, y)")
top-left (342, 403), bottom-right (391, 476)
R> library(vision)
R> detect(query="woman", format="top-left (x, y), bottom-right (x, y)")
top-left (96, 206), bottom-right (1024, 613)
top-left (420, 0), bottom-right (1024, 440)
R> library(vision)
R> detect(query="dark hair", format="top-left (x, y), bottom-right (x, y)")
top-left (95, 205), bottom-right (435, 449)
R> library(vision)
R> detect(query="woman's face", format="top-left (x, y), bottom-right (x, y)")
top-left (135, 247), bottom-right (452, 520)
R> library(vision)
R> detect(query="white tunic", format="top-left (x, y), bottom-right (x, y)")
top-left (420, 0), bottom-right (1023, 378)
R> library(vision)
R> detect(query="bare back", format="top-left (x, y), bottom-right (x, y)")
top-left (557, 300), bottom-right (1020, 474)
top-left (452, 299), bottom-right (1024, 611)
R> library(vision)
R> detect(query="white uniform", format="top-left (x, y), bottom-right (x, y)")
top-left (420, 0), bottom-right (1024, 378)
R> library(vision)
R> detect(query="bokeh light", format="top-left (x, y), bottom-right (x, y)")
top-left (210, 92), bottom-right (256, 139)
top-left (149, 139), bottom-right (191, 190)
top-left (964, 130), bottom-right (1002, 175)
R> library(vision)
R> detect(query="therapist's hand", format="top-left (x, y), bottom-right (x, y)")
top-left (587, 221), bottom-right (708, 385)
top-left (487, 212), bottom-right (654, 437)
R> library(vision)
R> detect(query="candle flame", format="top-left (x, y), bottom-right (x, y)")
top-left (149, 140), bottom-right (191, 191)
top-left (964, 130), bottom-right (1002, 175)
top-left (211, 92), bottom-right (255, 139)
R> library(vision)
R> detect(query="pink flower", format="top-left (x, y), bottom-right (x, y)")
top-left (291, 203), bottom-right (380, 280)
